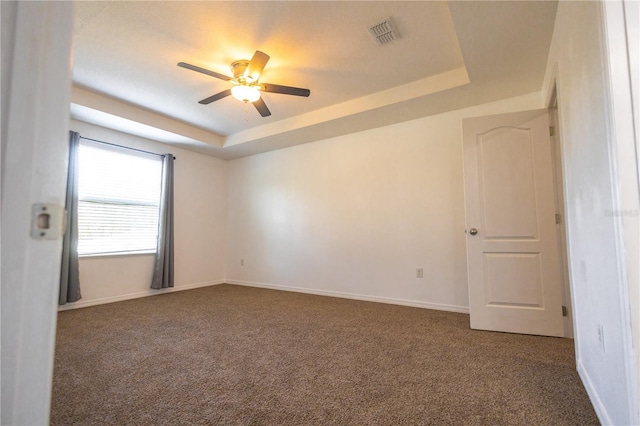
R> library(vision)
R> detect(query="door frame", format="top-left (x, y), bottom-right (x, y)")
top-left (547, 86), bottom-right (574, 339)
top-left (0, 2), bottom-right (74, 424)
top-left (544, 72), bottom-right (580, 348)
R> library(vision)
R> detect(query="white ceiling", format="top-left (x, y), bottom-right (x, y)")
top-left (70, 1), bottom-right (558, 160)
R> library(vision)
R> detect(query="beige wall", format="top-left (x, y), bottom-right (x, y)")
top-left (225, 92), bottom-right (542, 311)
top-left (68, 93), bottom-right (543, 313)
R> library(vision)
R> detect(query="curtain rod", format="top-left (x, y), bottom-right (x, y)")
top-left (79, 136), bottom-right (176, 160)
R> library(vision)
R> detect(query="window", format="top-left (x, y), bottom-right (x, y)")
top-left (77, 140), bottom-right (163, 256)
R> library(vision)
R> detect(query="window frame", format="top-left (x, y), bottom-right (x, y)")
top-left (76, 138), bottom-right (164, 257)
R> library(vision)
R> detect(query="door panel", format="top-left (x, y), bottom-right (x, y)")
top-left (484, 253), bottom-right (543, 307)
top-left (463, 109), bottom-right (564, 337)
top-left (480, 128), bottom-right (538, 238)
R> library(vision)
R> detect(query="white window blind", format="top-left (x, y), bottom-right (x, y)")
top-left (77, 140), bottom-right (163, 256)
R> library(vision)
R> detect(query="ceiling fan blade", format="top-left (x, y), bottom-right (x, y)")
top-left (261, 83), bottom-right (310, 97)
top-left (178, 62), bottom-right (231, 81)
top-left (246, 51), bottom-right (270, 82)
top-left (199, 89), bottom-right (232, 105)
top-left (253, 97), bottom-right (271, 117)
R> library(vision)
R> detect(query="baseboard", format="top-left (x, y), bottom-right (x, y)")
top-left (577, 359), bottom-right (610, 425)
top-left (225, 279), bottom-right (470, 314)
top-left (58, 280), bottom-right (225, 311)
top-left (59, 278), bottom-right (470, 314)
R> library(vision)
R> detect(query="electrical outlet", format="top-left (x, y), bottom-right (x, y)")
top-left (416, 268), bottom-right (424, 278)
top-left (597, 323), bottom-right (605, 353)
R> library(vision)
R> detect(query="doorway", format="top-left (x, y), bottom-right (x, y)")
top-left (462, 99), bottom-right (574, 338)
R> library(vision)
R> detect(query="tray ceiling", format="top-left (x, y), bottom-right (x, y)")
top-left (70, 1), bottom-right (558, 159)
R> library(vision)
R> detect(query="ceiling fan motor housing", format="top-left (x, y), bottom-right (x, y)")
top-left (231, 60), bottom-right (252, 83)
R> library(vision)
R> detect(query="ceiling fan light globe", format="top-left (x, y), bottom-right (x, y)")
top-left (231, 85), bottom-right (261, 103)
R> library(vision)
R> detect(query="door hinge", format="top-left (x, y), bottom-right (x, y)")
top-left (549, 126), bottom-right (555, 136)
top-left (562, 305), bottom-right (568, 317)
top-left (555, 213), bottom-right (562, 224)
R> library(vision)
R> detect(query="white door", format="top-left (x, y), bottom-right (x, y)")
top-left (462, 109), bottom-right (564, 337)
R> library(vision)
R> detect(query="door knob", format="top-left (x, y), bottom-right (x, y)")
top-left (469, 228), bottom-right (478, 235)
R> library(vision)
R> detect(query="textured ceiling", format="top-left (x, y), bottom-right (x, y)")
top-left (70, 1), bottom-right (558, 159)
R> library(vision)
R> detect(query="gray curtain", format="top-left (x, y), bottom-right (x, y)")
top-left (151, 154), bottom-right (175, 289)
top-left (59, 131), bottom-right (81, 304)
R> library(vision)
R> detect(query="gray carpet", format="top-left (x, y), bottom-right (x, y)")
top-left (51, 284), bottom-right (599, 425)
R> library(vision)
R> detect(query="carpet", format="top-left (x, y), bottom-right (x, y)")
top-left (51, 284), bottom-right (599, 425)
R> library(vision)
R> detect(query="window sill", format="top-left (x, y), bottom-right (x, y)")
top-left (79, 251), bottom-right (156, 260)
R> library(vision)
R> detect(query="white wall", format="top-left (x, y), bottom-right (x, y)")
top-left (226, 92), bottom-right (542, 311)
top-left (63, 121), bottom-right (228, 308)
top-left (602, 0), bottom-right (640, 417)
top-left (542, 1), bottom-right (638, 424)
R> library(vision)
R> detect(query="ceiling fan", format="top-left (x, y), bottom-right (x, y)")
top-left (178, 50), bottom-right (310, 117)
